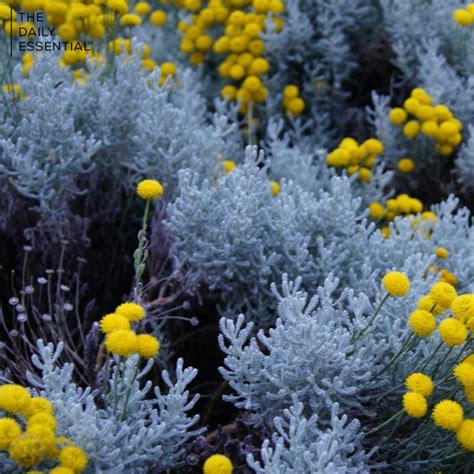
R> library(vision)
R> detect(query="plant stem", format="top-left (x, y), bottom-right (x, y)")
top-left (352, 293), bottom-right (390, 344)
top-left (370, 334), bottom-right (416, 382)
top-left (366, 409), bottom-right (404, 437)
top-left (133, 199), bottom-right (151, 299)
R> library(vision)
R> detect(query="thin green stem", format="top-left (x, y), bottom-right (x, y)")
top-left (352, 293), bottom-right (390, 344)
top-left (431, 346), bottom-right (453, 379)
top-left (370, 334), bottom-right (416, 382)
top-left (437, 337), bottom-right (472, 383)
top-left (366, 409), bottom-right (404, 437)
top-left (133, 199), bottom-right (151, 299)
top-left (112, 358), bottom-right (122, 416)
top-left (420, 341), bottom-right (443, 372)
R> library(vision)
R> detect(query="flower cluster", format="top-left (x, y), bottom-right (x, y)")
top-left (453, 4), bottom-right (474, 27)
top-left (3, 0), bottom-right (178, 86)
top-left (369, 194), bottom-right (431, 238)
top-left (326, 137), bottom-right (384, 183)
top-left (389, 88), bottom-right (463, 157)
top-left (282, 84), bottom-right (305, 116)
top-left (177, 0), bottom-right (283, 113)
top-left (0, 384), bottom-right (88, 471)
top-left (100, 302), bottom-right (160, 359)
top-left (402, 372), bottom-right (434, 418)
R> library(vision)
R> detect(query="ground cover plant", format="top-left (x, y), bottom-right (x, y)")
top-left (1, 0), bottom-right (474, 472)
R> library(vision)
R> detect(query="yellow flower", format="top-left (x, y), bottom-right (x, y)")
top-left (136, 334), bottom-right (160, 358)
top-left (438, 318), bottom-right (468, 347)
top-left (27, 412), bottom-right (57, 431)
top-left (50, 467), bottom-right (75, 474)
top-left (389, 107), bottom-right (407, 125)
top-left (402, 391), bottom-right (427, 418)
top-left (8, 434), bottom-right (46, 468)
top-left (369, 202), bottom-right (385, 220)
top-left (203, 453), bottom-right (234, 474)
top-left (23, 397), bottom-right (53, 418)
top-left (416, 295), bottom-right (443, 316)
top-left (25, 425), bottom-right (56, 455)
top-left (107, 0), bottom-right (128, 14)
top-left (270, 180), bottom-right (280, 196)
top-left (430, 281), bottom-right (457, 308)
top-left (0, 384), bottom-right (31, 414)
top-left (160, 62), bottom-right (177, 82)
top-left (382, 271), bottom-right (410, 297)
top-left (451, 295), bottom-right (474, 323)
top-left (357, 168), bottom-right (371, 183)
top-left (454, 361), bottom-right (474, 387)
top-left (0, 418), bottom-right (21, 449)
top-left (59, 446), bottom-right (88, 472)
top-left (286, 97), bottom-right (305, 116)
top-left (150, 9), bottom-right (167, 26)
top-left (453, 9), bottom-right (473, 27)
top-left (100, 313), bottom-right (131, 334)
top-left (57, 23), bottom-right (76, 41)
top-left (136, 179), bottom-right (164, 200)
top-left (409, 310), bottom-right (436, 337)
top-left (441, 269), bottom-right (457, 286)
top-left (405, 373), bottom-right (434, 397)
top-left (432, 400), bottom-right (464, 431)
top-left (222, 160), bottom-right (236, 174)
top-left (0, 3), bottom-right (13, 20)
top-left (464, 354), bottom-right (474, 366)
top-left (457, 419), bottom-right (474, 451)
top-left (362, 138), bottom-right (384, 155)
top-left (135, 1), bottom-right (151, 15)
top-left (105, 330), bottom-right (138, 357)
top-left (397, 158), bottom-right (415, 173)
top-left (115, 302), bottom-right (146, 322)
top-left (403, 120), bottom-right (421, 139)
top-left (120, 13), bottom-right (142, 26)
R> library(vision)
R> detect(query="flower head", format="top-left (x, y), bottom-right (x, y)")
top-left (50, 467), bottom-right (75, 474)
top-left (438, 318), bottom-right (468, 347)
top-left (105, 330), bottom-right (138, 357)
top-left (451, 295), bottom-right (474, 323)
top-left (8, 433), bottom-right (46, 467)
top-left (457, 419), bottom-right (474, 451)
top-left (270, 180), bottom-right (280, 196)
top-left (432, 400), bottom-right (464, 431)
top-left (405, 373), bottom-right (434, 397)
top-left (100, 313), bottom-right (131, 334)
top-left (0, 384), bottom-right (31, 414)
top-left (136, 334), bottom-right (160, 359)
top-left (136, 179), bottom-right (164, 200)
top-left (435, 247), bottom-right (449, 259)
top-left (59, 446), bottom-right (88, 472)
top-left (120, 13), bottom-right (142, 26)
top-left (454, 361), bottom-right (474, 387)
top-left (409, 310), bottom-right (436, 337)
top-left (417, 295), bottom-right (443, 316)
top-left (23, 397), bottom-right (53, 418)
top-left (403, 391), bottom-right (427, 418)
top-left (430, 281), bottom-right (457, 308)
top-left (115, 302), bottom-right (145, 322)
top-left (453, 8), bottom-right (474, 27)
top-left (203, 453), bottom-right (234, 474)
top-left (382, 271), bottom-right (410, 297)
top-left (27, 412), bottom-right (57, 431)
top-left (222, 160), bottom-right (236, 174)
top-left (0, 418), bottom-right (21, 449)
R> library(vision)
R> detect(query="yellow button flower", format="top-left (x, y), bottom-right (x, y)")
top-left (382, 271), bottom-right (410, 297)
top-left (136, 179), bottom-right (164, 200)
